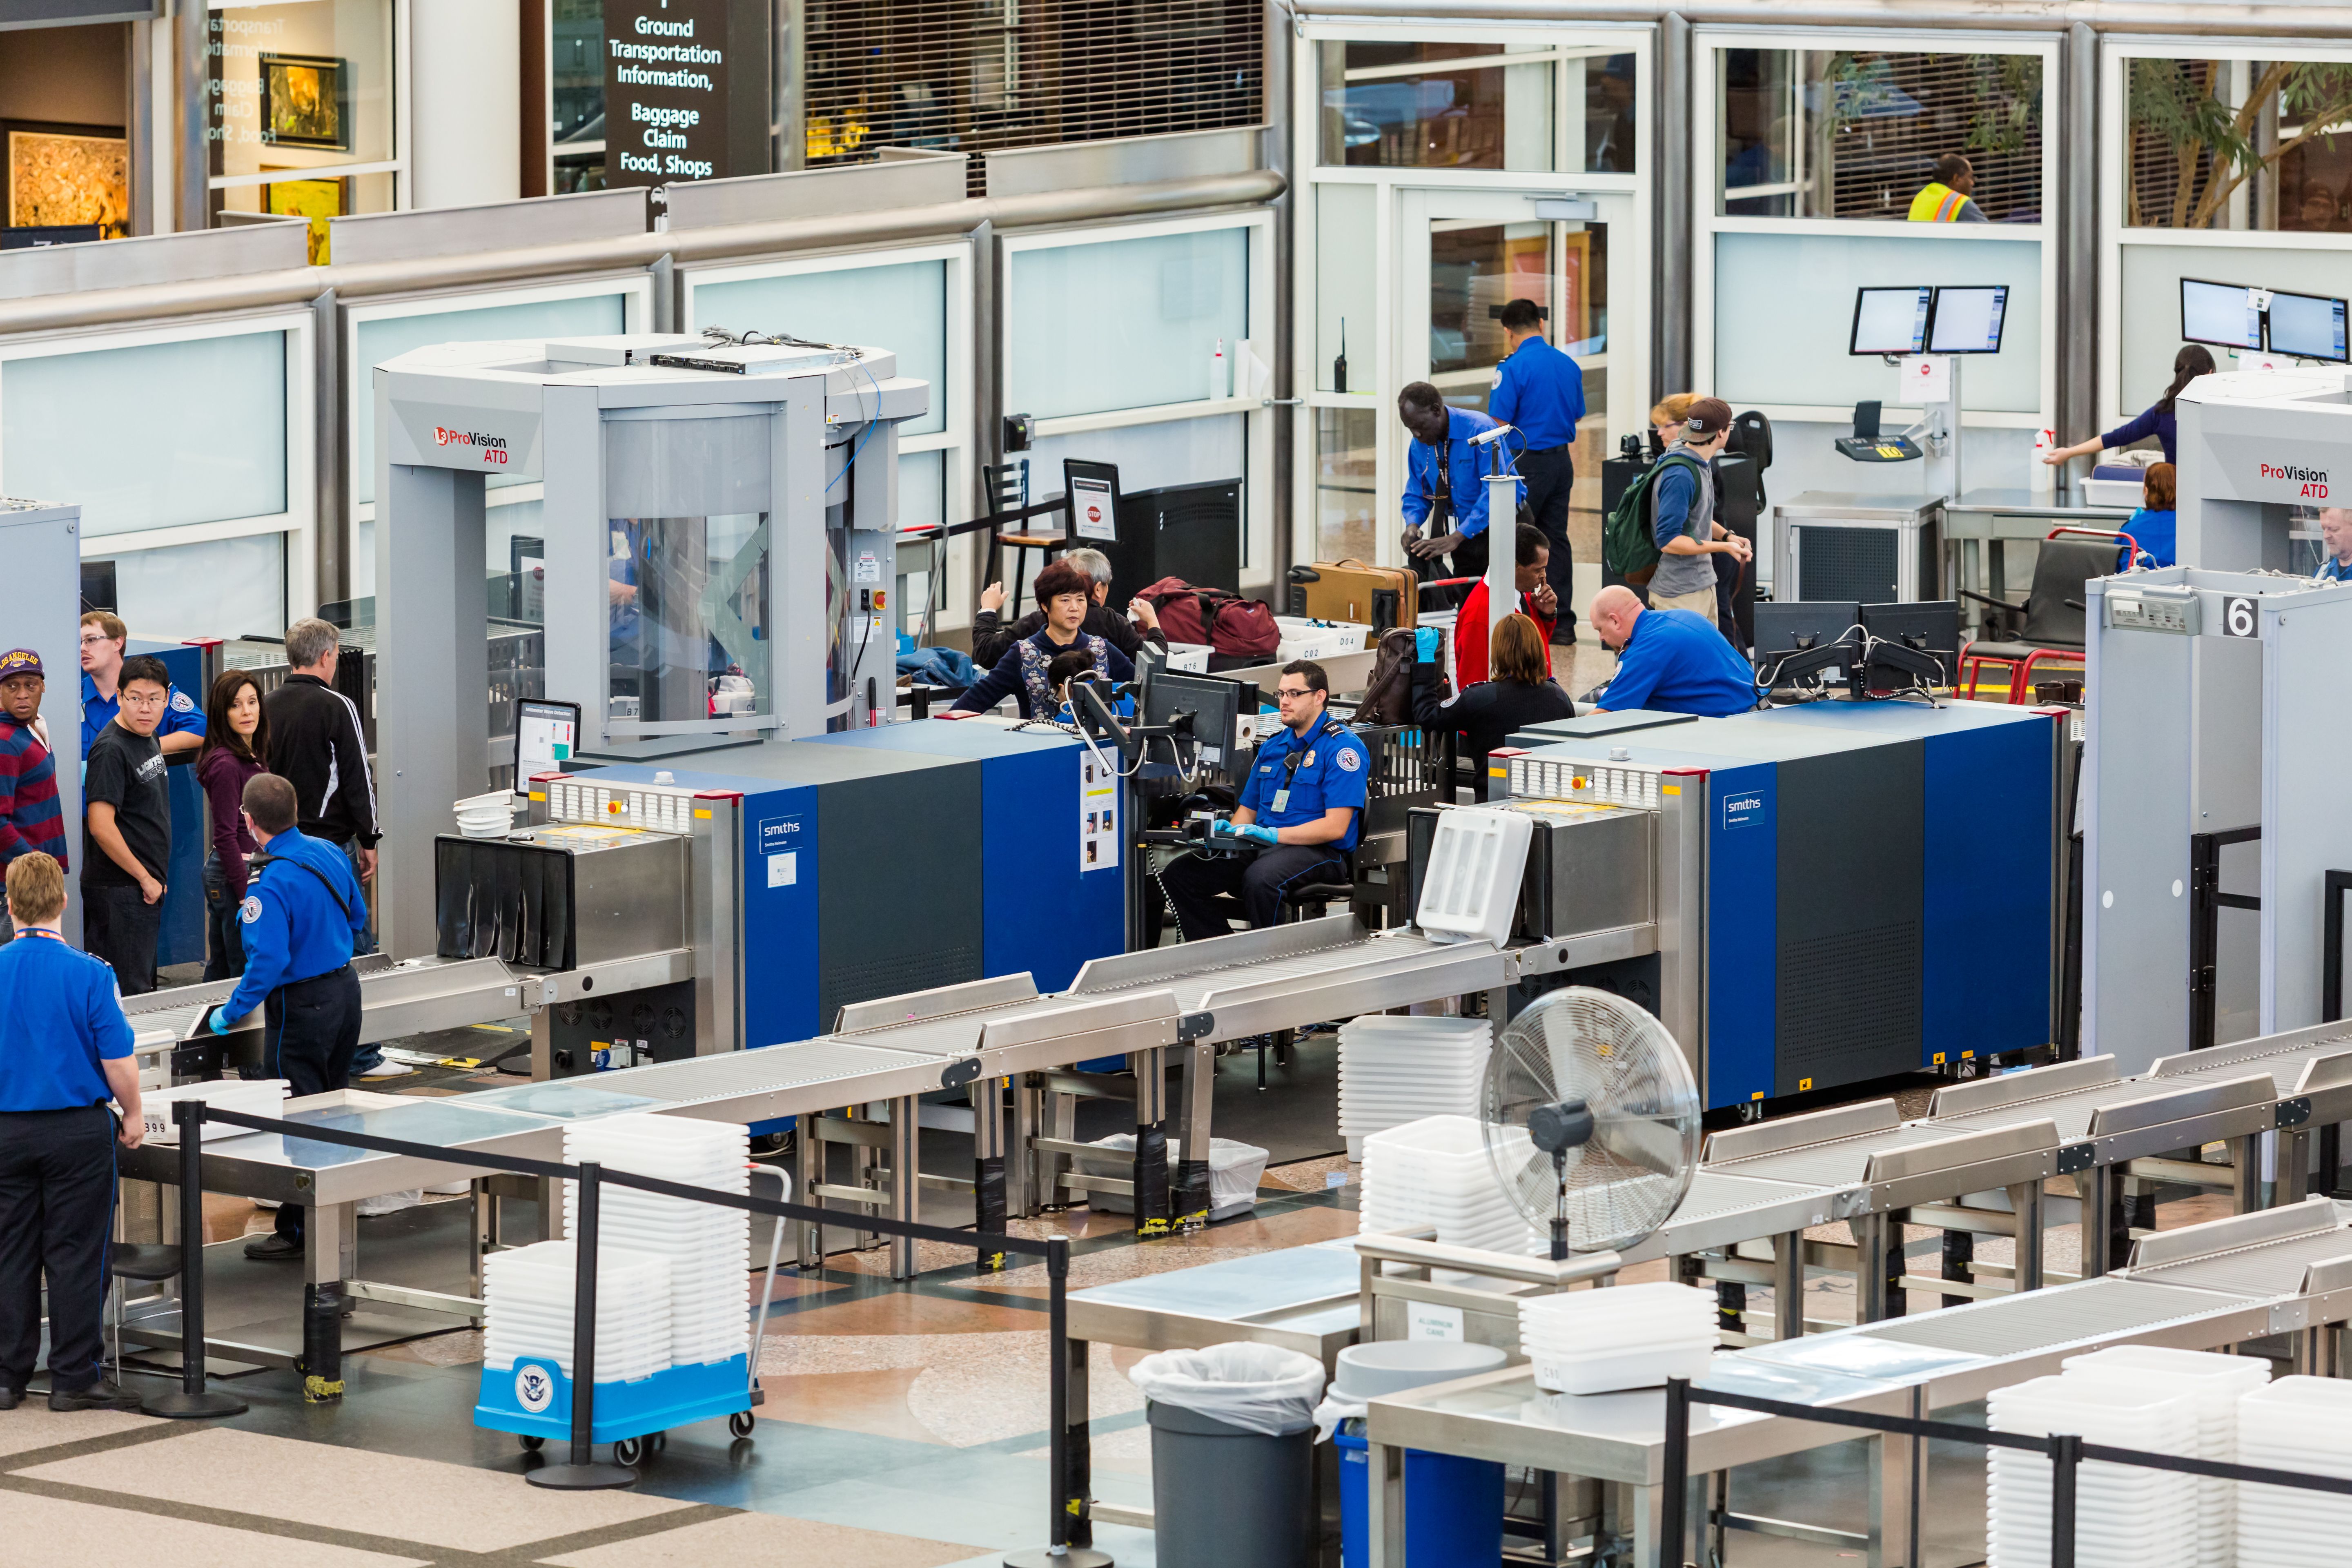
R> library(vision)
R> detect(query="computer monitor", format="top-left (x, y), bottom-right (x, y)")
top-left (2265, 288), bottom-right (2351, 363)
top-left (513, 698), bottom-right (582, 794)
top-left (1141, 668), bottom-right (1254, 771)
top-left (1926, 285), bottom-right (2009, 354)
top-left (1753, 601), bottom-right (1861, 686)
top-left (2181, 278), bottom-right (2265, 352)
top-left (1858, 600), bottom-right (1961, 688)
top-left (1850, 287), bottom-right (1932, 356)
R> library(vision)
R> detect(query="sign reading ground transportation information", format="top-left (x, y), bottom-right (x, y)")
top-left (602, 0), bottom-right (744, 189)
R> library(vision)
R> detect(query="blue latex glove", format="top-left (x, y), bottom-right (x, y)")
top-left (207, 1008), bottom-right (233, 1036)
top-left (1214, 819), bottom-right (1278, 847)
top-left (1413, 627), bottom-right (1442, 664)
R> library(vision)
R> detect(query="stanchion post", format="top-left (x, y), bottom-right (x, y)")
top-left (1659, 1377), bottom-right (1690, 1568)
top-left (142, 1100), bottom-right (246, 1419)
top-left (1005, 1236), bottom-right (1110, 1568)
top-left (527, 1159), bottom-right (635, 1490)
top-left (2049, 1432), bottom-right (2080, 1568)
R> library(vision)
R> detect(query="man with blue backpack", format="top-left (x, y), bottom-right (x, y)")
top-left (1603, 397), bottom-right (1751, 625)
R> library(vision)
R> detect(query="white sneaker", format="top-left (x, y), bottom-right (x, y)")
top-left (358, 1060), bottom-right (411, 1078)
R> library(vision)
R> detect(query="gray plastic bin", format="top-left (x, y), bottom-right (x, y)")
top-left (1147, 1400), bottom-right (1317, 1568)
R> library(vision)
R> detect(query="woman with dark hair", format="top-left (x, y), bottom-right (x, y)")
top-left (1411, 612), bottom-right (1575, 802)
top-left (196, 669), bottom-right (269, 979)
top-left (2043, 345), bottom-right (2216, 469)
top-left (950, 560), bottom-right (1135, 718)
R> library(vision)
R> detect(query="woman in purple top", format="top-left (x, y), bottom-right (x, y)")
top-left (2042, 344), bottom-right (2216, 470)
top-left (196, 670), bottom-right (268, 980)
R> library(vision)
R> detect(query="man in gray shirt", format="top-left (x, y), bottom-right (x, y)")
top-left (1645, 398), bottom-right (1751, 626)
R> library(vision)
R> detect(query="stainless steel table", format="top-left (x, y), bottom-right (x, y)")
top-left (1941, 486), bottom-right (2135, 624)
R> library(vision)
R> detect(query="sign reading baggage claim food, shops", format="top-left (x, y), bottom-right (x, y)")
top-left (601, 0), bottom-right (766, 191)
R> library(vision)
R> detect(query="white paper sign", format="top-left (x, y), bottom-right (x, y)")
top-left (1908, 354), bottom-right (1953, 405)
top-left (1079, 753), bottom-right (1119, 872)
top-left (1407, 1302), bottom-right (1466, 1342)
top-left (853, 550), bottom-right (884, 584)
top-left (1071, 477), bottom-right (1117, 542)
top-left (767, 850), bottom-right (797, 888)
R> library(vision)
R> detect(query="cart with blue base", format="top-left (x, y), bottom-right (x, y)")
top-left (472, 1167), bottom-right (791, 1462)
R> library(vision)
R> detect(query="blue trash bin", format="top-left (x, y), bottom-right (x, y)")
top-left (1327, 1341), bottom-right (1509, 1568)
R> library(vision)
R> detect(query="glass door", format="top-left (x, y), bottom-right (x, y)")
top-left (1396, 188), bottom-right (1643, 596)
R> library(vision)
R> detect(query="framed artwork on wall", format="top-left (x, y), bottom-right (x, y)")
top-left (2, 120), bottom-right (128, 238)
top-left (260, 53), bottom-right (352, 151)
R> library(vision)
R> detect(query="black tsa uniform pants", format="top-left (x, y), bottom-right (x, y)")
top-left (263, 965), bottom-right (363, 1242)
top-left (1518, 443), bottom-right (1577, 637)
top-left (1161, 844), bottom-right (1349, 937)
top-left (0, 1104), bottom-right (117, 1396)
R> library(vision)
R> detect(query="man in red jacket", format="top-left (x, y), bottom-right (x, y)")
top-left (1454, 523), bottom-right (1557, 686)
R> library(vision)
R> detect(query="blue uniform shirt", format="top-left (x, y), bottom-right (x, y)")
top-left (1488, 338), bottom-right (1586, 451)
top-left (1597, 608), bottom-right (1759, 719)
top-left (0, 932), bottom-right (132, 1111)
top-left (81, 671), bottom-right (205, 757)
top-left (2125, 507), bottom-right (2177, 569)
top-left (2316, 555), bottom-right (2352, 584)
top-left (221, 829), bottom-right (369, 1022)
top-left (1240, 716), bottom-right (1372, 851)
top-left (1402, 408), bottom-right (1526, 541)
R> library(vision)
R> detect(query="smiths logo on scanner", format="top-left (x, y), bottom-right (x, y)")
top-left (1721, 792), bottom-right (1766, 831)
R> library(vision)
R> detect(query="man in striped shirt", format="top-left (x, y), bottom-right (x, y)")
top-left (0, 649), bottom-right (65, 947)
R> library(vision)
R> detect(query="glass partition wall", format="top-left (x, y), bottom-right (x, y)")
top-left (1694, 30), bottom-right (2060, 586)
top-left (1295, 22), bottom-right (1652, 599)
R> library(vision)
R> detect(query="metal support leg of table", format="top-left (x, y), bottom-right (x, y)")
top-left (1855, 1212), bottom-right (1894, 1323)
top-left (1869, 1386), bottom-right (1927, 1568)
top-left (2078, 1166), bottom-right (2116, 1279)
top-left (1039, 1086), bottom-right (1077, 1210)
top-left (1130, 1045), bottom-right (1170, 1238)
top-left (889, 1094), bottom-right (919, 1281)
top-left (972, 1076), bottom-right (1009, 1273)
top-left (2009, 1179), bottom-right (2045, 1293)
top-left (793, 1112), bottom-right (821, 1268)
top-left (1010, 1072), bottom-right (1041, 1218)
top-left (301, 1200), bottom-right (355, 1404)
top-left (1172, 1040), bottom-right (1215, 1232)
top-left (2233, 1134), bottom-right (2263, 1214)
top-left (2278, 1127), bottom-right (2313, 1206)
top-left (1629, 1476), bottom-right (1709, 1568)
top-left (1367, 1439), bottom-right (1405, 1568)
top-left (2294, 1321), bottom-right (2341, 1378)
top-left (1484, 986), bottom-right (1512, 1029)
top-left (1773, 1230), bottom-right (1806, 1341)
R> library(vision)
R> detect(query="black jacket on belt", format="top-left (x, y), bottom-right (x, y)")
top-left (263, 673), bottom-right (379, 847)
top-left (971, 602), bottom-right (1164, 672)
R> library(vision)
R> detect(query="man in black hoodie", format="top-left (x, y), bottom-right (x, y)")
top-left (262, 618), bottom-right (397, 1077)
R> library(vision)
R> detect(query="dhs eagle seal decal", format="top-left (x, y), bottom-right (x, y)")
top-left (1334, 746), bottom-right (1362, 772)
top-left (240, 896), bottom-right (263, 924)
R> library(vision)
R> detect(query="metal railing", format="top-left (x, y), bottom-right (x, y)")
top-left (1659, 1376), bottom-right (2352, 1568)
top-left (153, 1100), bottom-right (1082, 1540)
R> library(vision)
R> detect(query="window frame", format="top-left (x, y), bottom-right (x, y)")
top-left (206, 0), bottom-right (413, 215)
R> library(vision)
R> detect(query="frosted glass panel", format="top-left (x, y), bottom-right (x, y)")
top-left (353, 292), bottom-right (626, 503)
top-left (1027, 414), bottom-right (1245, 514)
top-left (1007, 229), bottom-right (1249, 419)
top-left (1713, 230), bottom-right (2041, 412)
top-left (97, 533), bottom-right (287, 643)
top-left (898, 448), bottom-right (943, 531)
top-left (689, 260), bottom-right (948, 437)
top-left (3, 332), bottom-right (287, 538)
top-left (1316, 185), bottom-right (1374, 394)
top-left (2117, 243), bottom-right (2343, 428)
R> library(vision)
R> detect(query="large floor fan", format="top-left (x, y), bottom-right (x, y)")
top-left (1480, 987), bottom-right (1702, 1260)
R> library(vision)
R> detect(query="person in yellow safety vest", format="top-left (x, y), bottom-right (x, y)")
top-left (1908, 153), bottom-right (1989, 224)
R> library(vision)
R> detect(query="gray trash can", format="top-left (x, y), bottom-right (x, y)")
top-left (1131, 1342), bottom-right (1327, 1568)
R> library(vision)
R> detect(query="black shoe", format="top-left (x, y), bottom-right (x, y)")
top-left (0, 1385), bottom-right (18, 1410)
top-left (49, 1380), bottom-right (141, 1412)
top-left (244, 1232), bottom-right (303, 1261)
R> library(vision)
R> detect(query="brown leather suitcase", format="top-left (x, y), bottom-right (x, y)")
top-left (1287, 559), bottom-right (1419, 629)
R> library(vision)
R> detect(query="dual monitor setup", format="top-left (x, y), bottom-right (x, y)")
top-left (2179, 277), bottom-right (2350, 365)
top-left (1751, 600), bottom-right (1961, 699)
top-left (1849, 285), bottom-right (2011, 358)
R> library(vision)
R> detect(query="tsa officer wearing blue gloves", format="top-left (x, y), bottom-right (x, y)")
top-left (0, 851), bottom-right (146, 1412)
top-left (1586, 586), bottom-right (1760, 718)
top-left (78, 610), bottom-right (204, 759)
top-left (209, 773), bottom-right (368, 1262)
top-left (1399, 382), bottom-right (1524, 582)
top-left (1160, 661), bottom-right (1372, 938)
top-left (1488, 298), bottom-right (1586, 641)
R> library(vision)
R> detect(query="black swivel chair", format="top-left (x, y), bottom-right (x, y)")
top-left (1957, 532), bottom-right (2123, 703)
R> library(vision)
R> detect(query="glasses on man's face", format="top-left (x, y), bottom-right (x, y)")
top-left (78, 633), bottom-right (110, 647)
top-left (119, 690), bottom-right (166, 708)
top-left (1275, 686), bottom-right (1314, 700)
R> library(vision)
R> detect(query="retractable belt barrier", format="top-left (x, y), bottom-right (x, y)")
top-left (159, 1100), bottom-right (1085, 1542)
top-left (1658, 1378), bottom-right (2352, 1568)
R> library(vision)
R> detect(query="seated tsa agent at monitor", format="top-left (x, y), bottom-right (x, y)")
top-left (1157, 660), bottom-right (1370, 938)
top-left (1585, 586), bottom-right (1759, 718)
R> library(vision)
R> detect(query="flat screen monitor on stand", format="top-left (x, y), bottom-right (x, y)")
top-left (2178, 277), bottom-right (2350, 365)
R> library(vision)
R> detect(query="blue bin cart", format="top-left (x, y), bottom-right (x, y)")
top-left (476, 1354), bottom-right (754, 1458)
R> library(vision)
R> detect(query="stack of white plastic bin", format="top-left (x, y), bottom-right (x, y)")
top-left (2061, 1344), bottom-right (2269, 1565)
top-left (1986, 1375), bottom-right (2198, 1568)
top-left (1336, 1018), bottom-right (1490, 1161)
top-left (1358, 1114), bottom-right (1536, 1258)
top-left (561, 1114), bottom-right (752, 1370)
top-left (1519, 1281), bottom-right (1714, 1394)
top-left (2236, 1376), bottom-right (2352, 1566)
top-left (481, 1242), bottom-right (673, 1383)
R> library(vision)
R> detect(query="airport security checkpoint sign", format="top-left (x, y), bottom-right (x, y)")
top-left (604, 0), bottom-right (736, 188)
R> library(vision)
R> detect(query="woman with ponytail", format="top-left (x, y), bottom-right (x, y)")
top-left (2043, 344), bottom-right (2215, 470)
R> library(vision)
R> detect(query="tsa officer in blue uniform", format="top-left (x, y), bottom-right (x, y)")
top-left (1488, 298), bottom-right (1586, 641)
top-left (0, 851), bottom-right (146, 1411)
top-left (1160, 660), bottom-right (1373, 937)
top-left (1399, 382), bottom-right (1524, 583)
top-left (78, 610), bottom-right (205, 758)
top-left (209, 773), bottom-right (368, 1262)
